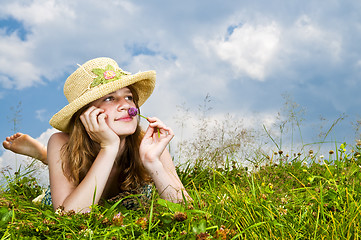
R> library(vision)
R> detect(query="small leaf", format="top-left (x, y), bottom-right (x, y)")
top-left (159, 213), bottom-right (174, 225)
top-left (157, 198), bottom-right (184, 212)
top-left (0, 207), bottom-right (12, 227)
top-left (192, 219), bottom-right (207, 234)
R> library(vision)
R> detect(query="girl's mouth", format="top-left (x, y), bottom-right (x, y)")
top-left (115, 116), bottom-right (133, 122)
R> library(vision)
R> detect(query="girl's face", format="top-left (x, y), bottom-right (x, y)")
top-left (91, 87), bottom-right (138, 137)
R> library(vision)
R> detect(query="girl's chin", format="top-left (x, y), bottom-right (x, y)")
top-left (113, 127), bottom-right (137, 137)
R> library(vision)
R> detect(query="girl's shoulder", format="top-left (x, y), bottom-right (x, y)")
top-left (48, 132), bottom-right (70, 148)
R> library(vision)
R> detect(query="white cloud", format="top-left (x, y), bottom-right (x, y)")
top-left (0, 0), bottom-right (150, 90)
top-left (3, 0), bottom-right (75, 25)
top-left (35, 109), bottom-right (47, 122)
top-left (279, 15), bottom-right (342, 66)
top-left (0, 33), bottom-right (43, 89)
top-left (206, 22), bottom-right (281, 80)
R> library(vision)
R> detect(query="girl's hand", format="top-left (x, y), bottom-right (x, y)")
top-left (80, 106), bottom-right (120, 149)
top-left (139, 117), bottom-right (174, 167)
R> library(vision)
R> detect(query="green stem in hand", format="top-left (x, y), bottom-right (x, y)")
top-left (128, 108), bottom-right (160, 137)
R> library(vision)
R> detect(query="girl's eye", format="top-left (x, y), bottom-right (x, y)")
top-left (125, 95), bottom-right (133, 101)
top-left (104, 96), bottom-right (114, 102)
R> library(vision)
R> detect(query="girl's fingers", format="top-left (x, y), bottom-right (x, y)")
top-left (97, 113), bottom-right (108, 129)
top-left (146, 117), bottom-right (169, 130)
top-left (80, 107), bottom-right (105, 131)
top-left (88, 108), bottom-right (104, 126)
top-left (142, 116), bottom-right (174, 140)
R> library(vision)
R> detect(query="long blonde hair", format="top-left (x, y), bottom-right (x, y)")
top-left (61, 86), bottom-right (150, 193)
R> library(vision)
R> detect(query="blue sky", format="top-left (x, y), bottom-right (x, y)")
top-left (1, 0), bottom-right (361, 180)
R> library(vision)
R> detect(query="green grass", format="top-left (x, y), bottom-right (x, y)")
top-left (1, 142), bottom-right (361, 239)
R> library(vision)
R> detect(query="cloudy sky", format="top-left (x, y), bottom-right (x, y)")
top-left (1, 0), bottom-right (361, 182)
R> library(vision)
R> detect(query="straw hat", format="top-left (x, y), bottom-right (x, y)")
top-left (49, 57), bottom-right (156, 132)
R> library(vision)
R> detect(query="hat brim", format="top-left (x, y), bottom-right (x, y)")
top-left (49, 70), bottom-right (156, 132)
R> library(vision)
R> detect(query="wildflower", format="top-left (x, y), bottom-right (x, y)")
top-left (196, 232), bottom-right (210, 240)
top-left (79, 228), bottom-right (93, 237)
top-left (128, 107), bottom-right (138, 117)
top-left (302, 161), bottom-right (307, 166)
top-left (66, 210), bottom-right (76, 216)
top-left (42, 219), bottom-right (55, 225)
top-left (278, 150), bottom-right (283, 155)
top-left (55, 206), bottom-right (65, 216)
top-left (309, 150), bottom-right (313, 155)
top-left (260, 193), bottom-right (267, 200)
top-left (112, 212), bottom-right (124, 226)
top-left (320, 155), bottom-right (324, 159)
top-left (279, 207), bottom-right (287, 215)
top-left (268, 183), bottom-right (273, 189)
top-left (357, 140), bottom-right (361, 146)
top-left (216, 225), bottom-right (230, 240)
top-left (174, 212), bottom-right (187, 221)
top-left (329, 150), bottom-right (334, 154)
top-left (135, 217), bottom-right (148, 230)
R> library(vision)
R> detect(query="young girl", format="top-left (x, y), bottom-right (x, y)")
top-left (2, 57), bottom-right (190, 212)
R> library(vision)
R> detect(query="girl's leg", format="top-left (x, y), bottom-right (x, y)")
top-left (2, 133), bottom-right (48, 165)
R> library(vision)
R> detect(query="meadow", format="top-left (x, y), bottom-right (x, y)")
top-left (1, 98), bottom-right (361, 239)
top-left (1, 140), bottom-right (361, 239)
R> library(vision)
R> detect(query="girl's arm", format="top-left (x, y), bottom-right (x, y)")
top-left (139, 117), bottom-right (191, 202)
top-left (48, 107), bottom-right (120, 212)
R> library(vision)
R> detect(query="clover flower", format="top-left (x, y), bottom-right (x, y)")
top-left (128, 107), bottom-right (138, 117)
top-left (128, 107), bottom-right (147, 119)
top-left (112, 212), bottom-right (124, 226)
top-left (174, 212), bottom-right (187, 221)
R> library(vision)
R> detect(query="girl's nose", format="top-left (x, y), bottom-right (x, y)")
top-left (117, 98), bottom-right (130, 111)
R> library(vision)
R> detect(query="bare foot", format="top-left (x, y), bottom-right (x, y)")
top-left (2, 133), bottom-right (48, 165)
